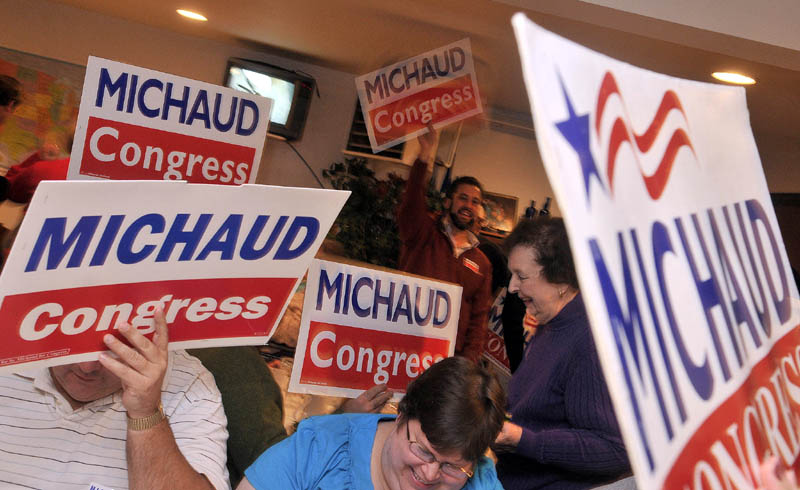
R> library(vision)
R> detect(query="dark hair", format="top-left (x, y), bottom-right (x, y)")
top-left (446, 176), bottom-right (483, 199)
top-left (0, 75), bottom-right (21, 107)
top-left (397, 357), bottom-right (506, 463)
top-left (503, 217), bottom-right (578, 289)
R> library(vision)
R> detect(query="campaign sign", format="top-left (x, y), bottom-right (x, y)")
top-left (483, 288), bottom-right (511, 378)
top-left (0, 181), bottom-right (349, 372)
top-left (355, 38), bottom-right (482, 153)
top-left (512, 15), bottom-right (800, 489)
top-left (289, 260), bottom-right (462, 398)
top-left (68, 56), bottom-right (272, 184)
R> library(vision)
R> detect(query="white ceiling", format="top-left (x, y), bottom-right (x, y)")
top-left (577, 0), bottom-right (800, 52)
top-left (50, 0), bottom-right (800, 158)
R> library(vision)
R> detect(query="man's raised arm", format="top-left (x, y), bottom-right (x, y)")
top-left (99, 310), bottom-right (224, 490)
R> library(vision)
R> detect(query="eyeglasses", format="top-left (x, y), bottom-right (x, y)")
top-left (405, 421), bottom-right (474, 480)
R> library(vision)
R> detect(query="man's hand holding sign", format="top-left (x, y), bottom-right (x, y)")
top-left (94, 310), bottom-right (213, 490)
top-left (100, 312), bottom-right (169, 421)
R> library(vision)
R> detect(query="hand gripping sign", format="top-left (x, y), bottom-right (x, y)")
top-left (512, 15), bottom-right (800, 489)
top-left (68, 56), bottom-right (272, 184)
top-left (289, 260), bottom-right (462, 399)
top-left (355, 38), bottom-right (482, 153)
top-left (0, 181), bottom-right (349, 372)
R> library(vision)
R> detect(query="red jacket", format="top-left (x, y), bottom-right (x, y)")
top-left (397, 159), bottom-right (492, 362)
top-left (6, 157), bottom-right (69, 203)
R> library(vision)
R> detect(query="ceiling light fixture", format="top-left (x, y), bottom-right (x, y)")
top-left (711, 72), bottom-right (756, 85)
top-left (176, 9), bottom-right (208, 21)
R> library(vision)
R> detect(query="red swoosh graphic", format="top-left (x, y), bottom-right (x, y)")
top-left (595, 72), bottom-right (695, 200)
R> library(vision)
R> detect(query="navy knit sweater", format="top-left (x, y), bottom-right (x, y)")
top-left (496, 293), bottom-right (630, 489)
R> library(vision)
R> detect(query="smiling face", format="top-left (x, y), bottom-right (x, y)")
top-left (446, 183), bottom-right (482, 231)
top-left (507, 244), bottom-right (568, 324)
top-left (381, 418), bottom-right (473, 490)
top-left (50, 361), bottom-right (122, 409)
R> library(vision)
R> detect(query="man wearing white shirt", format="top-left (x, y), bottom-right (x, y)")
top-left (0, 309), bottom-right (229, 490)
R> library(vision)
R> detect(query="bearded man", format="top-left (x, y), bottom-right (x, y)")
top-left (396, 128), bottom-right (492, 362)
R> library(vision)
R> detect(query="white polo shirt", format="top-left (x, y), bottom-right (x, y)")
top-left (0, 350), bottom-right (229, 490)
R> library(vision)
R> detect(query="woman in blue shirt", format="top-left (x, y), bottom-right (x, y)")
top-left (238, 356), bottom-right (506, 490)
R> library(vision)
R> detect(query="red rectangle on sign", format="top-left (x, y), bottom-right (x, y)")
top-left (663, 324), bottom-right (800, 488)
top-left (485, 329), bottom-right (510, 370)
top-left (299, 321), bottom-right (450, 392)
top-left (367, 74), bottom-right (478, 146)
top-left (79, 116), bottom-right (256, 184)
top-left (0, 277), bottom-right (295, 368)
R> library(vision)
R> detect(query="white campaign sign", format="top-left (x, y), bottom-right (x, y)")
top-left (0, 181), bottom-right (349, 372)
top-left (513, 14), bottom-right (800, 489)
top-left (289, 259), bottom-right (461, 399)
top-left (69, 56), bottom-right (272, 185)
top-left (355, 38), bottom-right (482, 153)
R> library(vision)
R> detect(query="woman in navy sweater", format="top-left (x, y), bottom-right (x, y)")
top-left (494, 218), bottom-right (630, 489)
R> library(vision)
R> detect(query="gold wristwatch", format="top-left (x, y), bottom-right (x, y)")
top-left (127, 402), bottom-right (166, 431)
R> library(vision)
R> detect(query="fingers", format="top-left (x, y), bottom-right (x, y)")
top-left (362, 383), bottom-right (388, 398)
top-left (98, 346), bottom-right (146, 384)
top-left (99, 311), bottom-right (170, 419)
top-left (370, 390), bottom-right (392, 412)
top-left (100, 311), bottom-right (169, 375)
top-left (361, 383), bottom-right (391, 413)
top-left (151, 308), bottom-right (169, 352)
top-left (102, 324), bottom-right (152, 373)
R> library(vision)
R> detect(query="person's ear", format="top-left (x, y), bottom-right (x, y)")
top-left (443, 197), bottom-right (452, 209)
top-left (395, 413), bottom-right (407, 432)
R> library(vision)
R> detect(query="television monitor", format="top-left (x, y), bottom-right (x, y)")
top-left (224, 58), bottom-right (315, 141)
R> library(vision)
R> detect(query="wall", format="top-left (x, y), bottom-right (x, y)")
top-left (0, 0), bottom-right (356, 189)
top-left (454, 123), bottom-right (559, 218)
top-left (0, 0), bottom-right (560, 222)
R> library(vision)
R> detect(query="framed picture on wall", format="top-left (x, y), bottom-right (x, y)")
top-left (482, 191), bottom-right (518, 236)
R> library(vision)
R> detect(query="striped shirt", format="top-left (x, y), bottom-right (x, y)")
top-left (0, 350), bottom-right (230, 490)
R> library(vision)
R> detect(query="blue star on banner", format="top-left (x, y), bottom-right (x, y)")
top-left (554, 75), bottom-right (605, 204)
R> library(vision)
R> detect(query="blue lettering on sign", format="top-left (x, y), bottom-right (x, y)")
top-left (747, 199), bottom-right (792, 324)
top-left (588, 197), bottom-right (793, 475)
top-left (156, 213), bottom-right (213, 262)
top-left (675, 215), bottom-right (730, 385)
top-left (240, 216), bottom-right (288, 261)
top-left (315, 269), bottom-right (453, 329)
top-left (118, 213), bottom-right (165, 264)
top-left (26, 216), bottom-right (102, 272)
top-left (196, 214), bottom-right (242, 260)
top-left (138, 78), bottom-right (163, 118)
top-left (274, 217), bottom-right (319, 260)
top-left (93, 67), bottom-right (259, 134)
top-left (24, 213), bottom-right (320, 271)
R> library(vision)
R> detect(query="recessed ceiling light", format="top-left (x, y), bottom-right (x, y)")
top-left (176, 9), bottom-right (208, 21)
top-left (711, 72), bottom-right (756, 85)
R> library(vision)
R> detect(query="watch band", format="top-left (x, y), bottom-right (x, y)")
top-left (127, 402), bottom-right (166, 431)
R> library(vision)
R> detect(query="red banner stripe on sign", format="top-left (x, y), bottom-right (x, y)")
top-left (663, 324), bottom-right (800, 487)
top-left (80, 116), bottom-right (256, 184)
top-left (366, 74), bottom-right (478, 146)
top-left (0, 277), bottom-right (295, 368)
top-left (299, 320), bottom-right (451, 392)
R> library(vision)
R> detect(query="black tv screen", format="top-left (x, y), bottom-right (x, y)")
top-left (224, 58), bottom-right (315, 141)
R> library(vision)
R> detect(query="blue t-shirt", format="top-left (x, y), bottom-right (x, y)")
top-left (245, 413), bottom-right (503, 490)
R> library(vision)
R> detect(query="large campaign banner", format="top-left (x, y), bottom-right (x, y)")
top-left (68, 56), bottom-right (272, 184)
top-left (289, 259), bottom-right (462, 398)
top-left (0, 181), bottom-right (349, 372)
top-left (355, 38), bottom-right (482, 153)
top-left (513, 15), bottom-right (800, 489)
